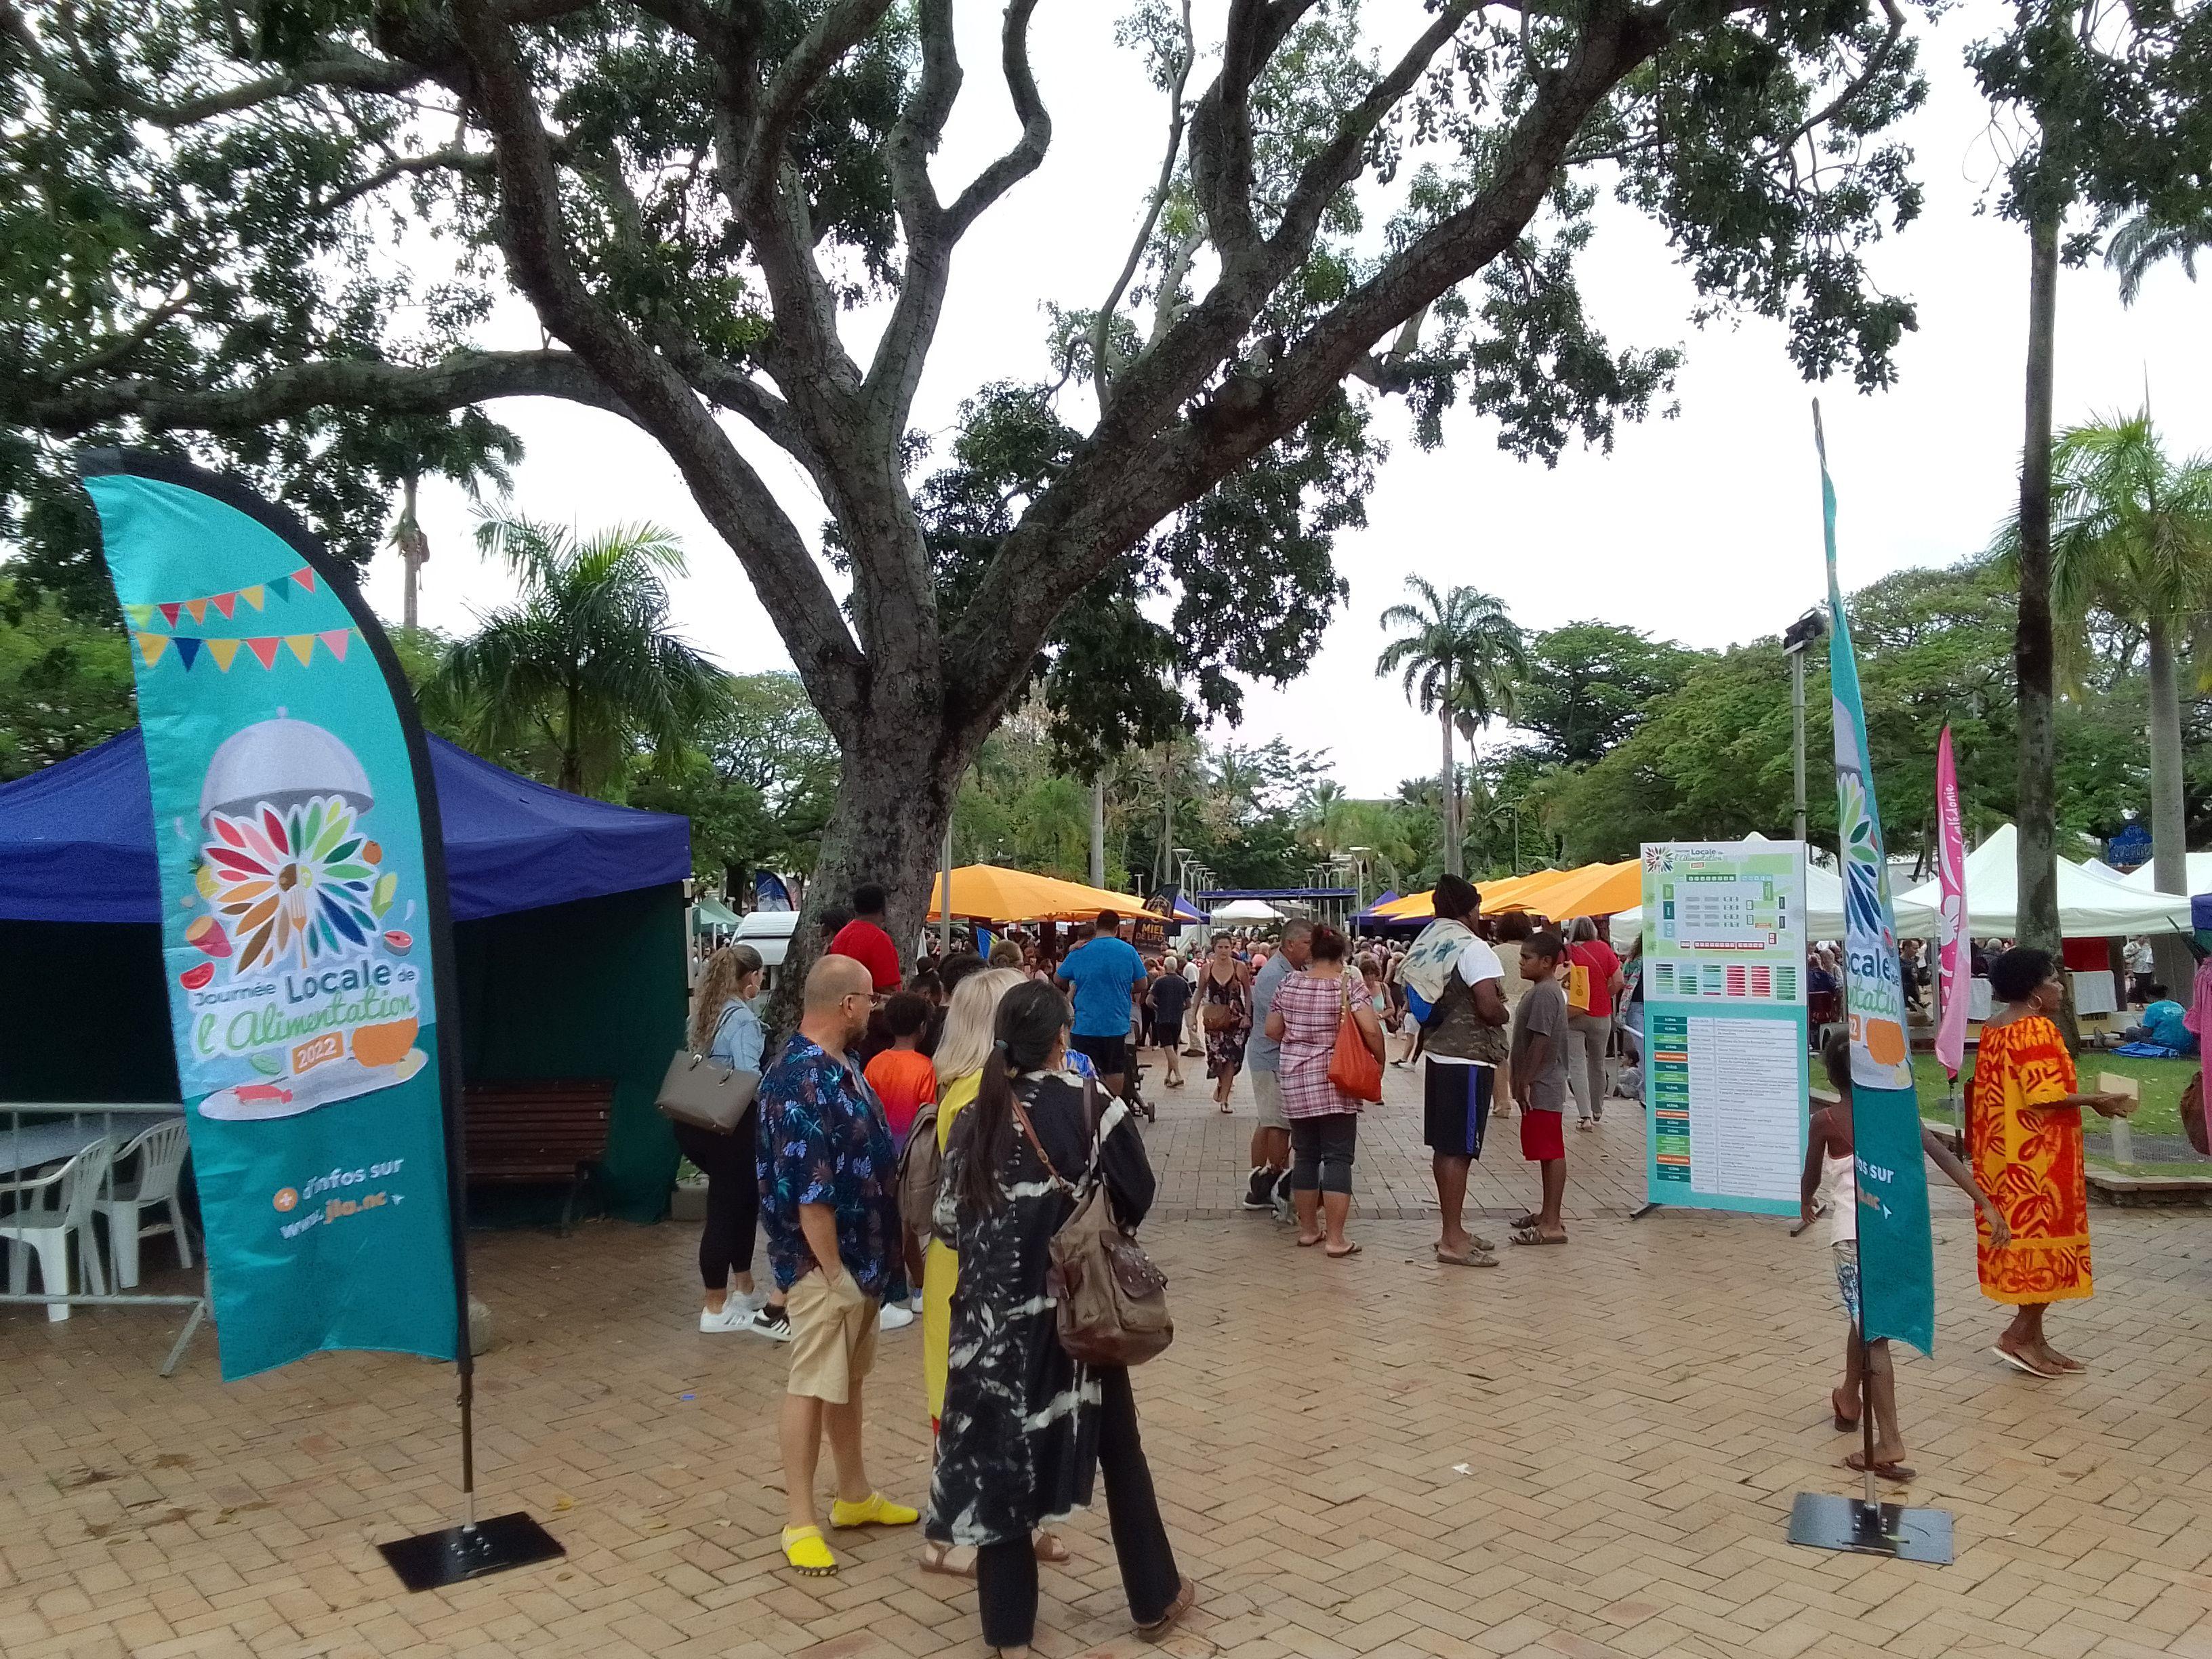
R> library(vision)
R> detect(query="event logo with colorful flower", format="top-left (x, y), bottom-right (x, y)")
top-left (202, 797), bottom-right (394, 974)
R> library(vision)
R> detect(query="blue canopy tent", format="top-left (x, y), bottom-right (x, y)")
top-left (0, 730), bottom-right (693, 1223)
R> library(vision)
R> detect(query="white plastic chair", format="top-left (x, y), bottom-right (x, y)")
top-left (96, 1120), bottom-right (193, 1289)
top-left (0, 1138), bottom-right (114, 1321)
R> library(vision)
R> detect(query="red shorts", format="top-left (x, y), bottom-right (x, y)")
top-left (1520, 1109), bottom-right (1565, 1162)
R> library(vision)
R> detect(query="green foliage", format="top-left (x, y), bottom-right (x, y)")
top-left (437, 514), bottom-right (724, 796)
top-left (0, 575), bottom-right (134, 779)
top-left (627, 672), bottom-right (839, 884)
top-left (1528, 558), bottom-right (2179, 863)
top-left (1515, 621), bottom-right (1700, 766)
top-left (913, 380), bottom-right (1372, 771)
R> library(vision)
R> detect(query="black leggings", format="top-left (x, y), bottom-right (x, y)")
top-left (670, 1115), bottom-right (758, 1291)
top-left (1289, 1111), bottom-right (1358, 1194)
top-left (973, 1368), bottom-right (1181, 1648)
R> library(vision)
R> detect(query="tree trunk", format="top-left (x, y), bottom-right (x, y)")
top-left (1159, 750), bottom-right (1175, 890)
top-left (1439, 698), bottom-right (1461, 878)
top-left (2145, 614), bottom-right (2196, 996)
top-left (762, 710), bottom-right (973, 1040)
top-left (1090, 773), bottom-right (1107, 888)
top-left (2015, 206), bottom-right (2075, 1040)
top-left (398, 472), bottom-right (424, 632)
top-left (560, 680), bottom-right (583, 795)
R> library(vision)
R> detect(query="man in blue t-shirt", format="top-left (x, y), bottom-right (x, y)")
top-left (1057, 910), bottom-right (1149, 1098)
top-left (2124, 989), bottom-right (2198, 1054)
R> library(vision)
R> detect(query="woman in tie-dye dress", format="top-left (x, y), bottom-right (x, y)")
top-left (1969, 947), bottom-right (2131, 1380)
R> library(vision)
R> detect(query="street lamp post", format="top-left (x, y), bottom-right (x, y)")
top-left (1782, 609), bottom-right (1829, 845)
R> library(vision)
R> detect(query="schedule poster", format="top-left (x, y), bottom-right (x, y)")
top-left (1640, 840), bottom-right (1809, 1214)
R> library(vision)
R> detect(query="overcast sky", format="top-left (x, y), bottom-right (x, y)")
top-left (363, 0), bottom-right (2212, 800)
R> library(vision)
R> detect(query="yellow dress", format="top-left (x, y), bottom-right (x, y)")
top-left (1967, 1015), bottom-right (2091, 1305)
top-left (923, 1069), bottom-right (981, 1424)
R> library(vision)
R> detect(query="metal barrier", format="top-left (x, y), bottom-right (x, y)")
top-left (0, 1103), bottom-right (211, 1374)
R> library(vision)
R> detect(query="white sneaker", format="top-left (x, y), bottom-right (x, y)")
top-left (739, 1305), bottom-right (794, 1342)
top-left (698, 1287), bottom-right (769, 1332)
top-left (878, 1300), bottom-right (916, 1331)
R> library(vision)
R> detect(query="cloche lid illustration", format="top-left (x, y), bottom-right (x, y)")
top-left (198, 712), bottom-right (373, 824)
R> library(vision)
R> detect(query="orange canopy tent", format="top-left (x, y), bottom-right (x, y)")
top-left (1367, 861), bottom-right (1641, 923)
top-left (924, 864), bottom-right (1147, 924)
top-left (1509, 859), bottom-right (1640, 921)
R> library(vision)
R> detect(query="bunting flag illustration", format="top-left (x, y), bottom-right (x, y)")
top-left (131, 628), bottom-right (358, 671)
top-left (127, 567), bottom-right (318, 632)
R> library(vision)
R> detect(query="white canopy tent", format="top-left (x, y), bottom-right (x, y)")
top-left (1210, 898), bottom-right (1286, 923)
top-left (1608, 832), bottom-right (1940, 942)
top-left (1894, 823), bottom-right (2194, 937)
top-left (2117, 851), bottom-right (2212, 897)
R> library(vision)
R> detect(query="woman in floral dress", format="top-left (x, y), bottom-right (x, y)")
top-left (1969, 947), bottom-right (2130, 1378)
top-left (1200, 934), bottom-right (1250, 1113)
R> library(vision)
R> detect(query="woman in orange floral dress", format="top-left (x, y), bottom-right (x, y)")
top-left (1969, 948), bottom-right (2130, 1378)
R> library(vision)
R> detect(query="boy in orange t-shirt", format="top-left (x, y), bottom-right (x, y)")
top-left (863, 991), bottom-right (937, 1142)
top-left (863, 992), bottom-right (935, 1320)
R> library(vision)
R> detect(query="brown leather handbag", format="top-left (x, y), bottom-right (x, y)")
top-left (1012, 1084), bottom-right (1174, 1368)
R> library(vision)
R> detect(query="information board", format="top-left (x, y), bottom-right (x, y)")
top-left (1641, 840), bottom-right (1809, 1215)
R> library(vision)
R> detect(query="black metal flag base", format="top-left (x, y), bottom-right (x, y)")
top-left (378, 1512), bottom-right (566, 1593)
top-left (1787, 1492), bottom-right (1954, 1564)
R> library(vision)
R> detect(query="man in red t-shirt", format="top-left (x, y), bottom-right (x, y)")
top-left (1563, 917), bottom-right (1622, 1127)
top-left (826, 882), bottom-right (903, 993)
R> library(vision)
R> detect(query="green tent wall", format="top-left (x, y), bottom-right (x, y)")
top-left (0, 883), bottom-right (687, 1225)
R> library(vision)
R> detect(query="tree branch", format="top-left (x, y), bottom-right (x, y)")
top-left (950, 0), bottom-right (1677, 696)
top-left (449, 0), bottom-right (867, 729)
top-left (1092, 0), bottom-right (1195, 406)
top-left (945, 0), bottom-right (1051, 234)
top-left (865, 0), bottom-right (1048, 431)
top-left (18, 349), bottom-right (629, 435)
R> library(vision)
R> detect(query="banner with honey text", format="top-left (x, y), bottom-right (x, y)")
top-left (82, 454), bottom-right (460, 1380)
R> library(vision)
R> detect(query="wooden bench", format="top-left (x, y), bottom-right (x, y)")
top-left (463, 1079), bottom-right (615, 1234)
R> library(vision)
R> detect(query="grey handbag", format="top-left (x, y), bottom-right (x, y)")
top-left (655, 1049), bottom-right (759, 1134)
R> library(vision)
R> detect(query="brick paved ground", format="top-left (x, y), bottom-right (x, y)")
top-left (7, 1059), bottom-right (2212, 1659)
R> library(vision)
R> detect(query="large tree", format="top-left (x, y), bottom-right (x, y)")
top-left (1967, 0), bottom-right (2212, 962)
top-left (2001, 410), bottom-right (2212, 991)
top-left (1514, 619), bottom-right (1697, 766)
top-left (5, 0), bottom-right (1931, 993)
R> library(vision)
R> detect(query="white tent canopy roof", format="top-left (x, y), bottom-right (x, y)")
top-left (2118, 851), bottom-right (2212, 897)
top-left (1610, 833), bottom-right (1940, 942)
top-left (1210, 898), bottom-right (1286, 922)
top-left (1896, 823), bottom-right (2193, 937)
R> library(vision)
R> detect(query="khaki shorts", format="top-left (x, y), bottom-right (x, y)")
top-left (1250, 1069), bottom-right (1289, 1130)
top-left (785, 1269), bottom-right (879, 1404)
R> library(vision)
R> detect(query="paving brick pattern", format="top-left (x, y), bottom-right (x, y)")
top-left (6, 1059), bottom-right (2212, 1659)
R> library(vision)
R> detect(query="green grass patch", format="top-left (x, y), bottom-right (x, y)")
top-left (1910, 1051), bottom-right (2194, 1136)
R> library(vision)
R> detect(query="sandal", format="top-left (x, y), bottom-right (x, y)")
top-left (1509, 1228), bottom-right (1568, 1246)
top-left (917, 1539), bottom-right (977, 1579)
top-left (1324, 1242), bottom-right (1362, 1259)
top-left (1032, 1531), bottom-right (1071, 1564)
top-left (1843, 1452), bottom-right (1916, 1483)
top-left (1992, 1343), bottom-right (2060, 1380)
top-left (781, 1524), bottom-right (838, 1576)
top-left (1434, 1246), bottom-right (1498, 1268)
top-left (1136, 1578), bottom-right (1198, 1642)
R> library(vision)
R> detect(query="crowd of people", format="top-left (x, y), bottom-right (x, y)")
top-left (670, 876), bottom-right (2204, 1650)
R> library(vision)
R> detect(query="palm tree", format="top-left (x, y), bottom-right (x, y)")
top-left (1375, 577), bottom-right (1528, 876)
top-left (1996, 409), bottom-right (2212, 987)
top-left (440, 513), bottom-right (725, 796)
top-left (381, 414), bottom-right (523, 630)
top-left (2106, 209), bottom-right (2212, 306)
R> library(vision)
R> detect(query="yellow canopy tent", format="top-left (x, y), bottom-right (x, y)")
top-left (1368, 862), bottom-right (1641, 923)
top-left (1370, 871), bottom-right (1549, 920)
top-left (1509, 859), bottom-right (1641, 921)
top-left (924, 864), bottom-right (1147, 924)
